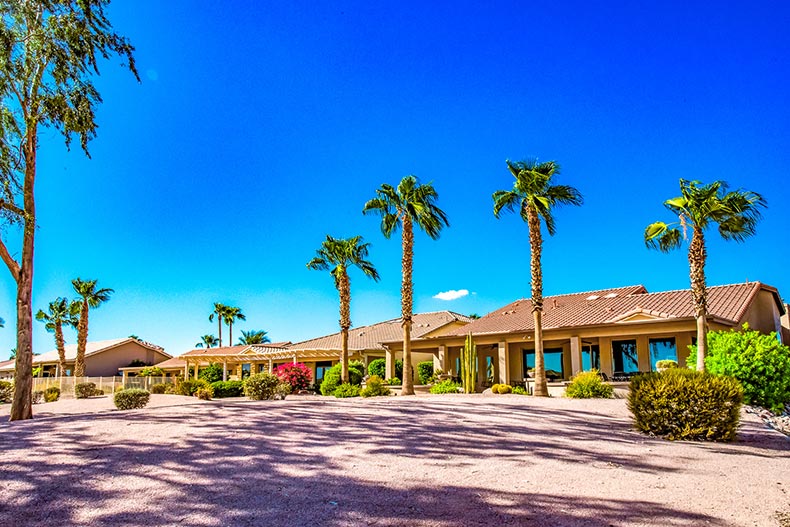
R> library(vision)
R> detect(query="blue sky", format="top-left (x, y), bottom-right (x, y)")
top-left (1, 1), bottom-right (788, 359)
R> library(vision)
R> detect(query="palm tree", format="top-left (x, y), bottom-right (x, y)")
top-left (644, 179), bottom-right (766, 371)
top-left (35, 298), bottom-right (79, 377)
top-left (363, 176), bottom-right (448, 394)
top-left (208, 303), bottom-right (227, 347)
top-left (238, 330), bottom-right (271, 345)
top-left (72, 279), bottom-right (114, 377)
top-left (493, 159), bottom-right (583, 397)
top-left (196, 334), bottom-right (219, 348)
top-left (308, 235), bottom-right (380, 383)
top-left (223, 306), bottom-right (246, 348)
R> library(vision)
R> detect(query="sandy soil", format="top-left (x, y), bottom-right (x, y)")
top-left (1, 394), bottom-right (788, 527)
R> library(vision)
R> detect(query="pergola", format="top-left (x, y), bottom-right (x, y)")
top-left (181, 346), bottom-right (344, 381)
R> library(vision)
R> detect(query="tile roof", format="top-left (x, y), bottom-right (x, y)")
top-left (442, 282), bottom-right (777, 338)
top-left (289, 311), bottom-right (472, 351)
top-left (0, 338), bottom-right (170, 371)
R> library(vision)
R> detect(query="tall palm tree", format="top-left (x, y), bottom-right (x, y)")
top-left (196, 334), bottom-right (219, 348)
top-left (493, 159), bottom-right (583, 397)
top-left (644, 179), bottom-right (766, 371)
top-left (208, 303), bottom-right (227, 347)
top-left (308, 235), bottom-right (380, 383)
top-left (72, 279), bottom-right (114, 377)
top-left (223, 306), bottom-right (246, 348)
top-left (35, 298), bottom-right (79, 377)
top-left (238, 330), bottom-right (271, 345)
top-left (363, 176), bottom-right (448, 394)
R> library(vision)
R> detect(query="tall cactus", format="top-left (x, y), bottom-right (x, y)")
top-left (461, 333), bottom-right (477, 393)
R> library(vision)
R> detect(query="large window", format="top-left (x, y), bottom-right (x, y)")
top-left (315, 361), bottom-right (333, 385)
top-left (582, 344), bottom-right (600, 371)
top-left (523, 348), bottom-right (565, 379)
top-left (612, 340), bottom-right (639, 373)
top-left (649, 338), bottom-right (677, 370)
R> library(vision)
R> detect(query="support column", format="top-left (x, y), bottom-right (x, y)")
top-left (599, 337), bottom-right (613, 377)
top-left (184, 361), bottom-right (189, 378)
top-left (497, 341), bottom-right (509, 384)
top-left (194, 363), bottom-right (199, 380)
top-left (222, 361), bottom-right (228, 381)
top-left (268, 359), bottom-right (273, 373)
top-left (385, 348), bottom-right (395, 379)
top-left (434, 345), bottom-right (447, 372)
top-left (637, 335), bottom-right (651, 372)
top-left (122, 370), bottom-right (128, 383)
top-left (570, 336), bottom-right (582, 376)
top-left (293, 354), bottom-right (297, 364)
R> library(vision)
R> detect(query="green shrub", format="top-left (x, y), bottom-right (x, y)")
top-left (195, 387), bottom-right (213, 400)
top-left (320, 361), bottom-right (364, 396)
top-left (333, 383), bottom-right (360, 398)
top-left (210, 380), bottom-right (244, 398)
top-left (360, 375), bottom-right (391, 398)
top-left (114, 388), bottom-right (151, 410)
top-left (198, 363), bottom-right (224, 383)
top-left (151, 383), bottom-right (168, 394)
top-left (274, 382), bottom-right (292, 399)
top-left (627, 369), bottom-right (743, 441)
top-left (512, 385), bottom-right (528, 395)
top-left (175, 379), bottom-right (211, 396)
top-left (44, 386), bottom-right (60, 402)
top-left (655, 359), bottom-right (678, 370)
top-left (244, 372), bottom-right (282, 400)
top-left (164, 383), bottom-right (178, 394)
top-left (139, 366), bottom-right (165, 377)
top-left (565, 370), bottom-right (614, 399)
top-left (0, 380), bottom-right (13, 403)
top-left (385, 378), bottom-right (402, 386)
top-left (93, 388), bottom-right (106, 396)
top-left (688, 324), bottom-right (790, 413)
top-left (32, 390), bottom-right (44, 404)
top-left (491, 384), bottom-right (512, 394)
top-left (429, 380), bottom-right (461, 394)
top-left (75, 382), bottom-right (97, 399)
top-left (368, 358), bottom-right (403, 380)
top-left (417, 361), bottom-right (435, 384)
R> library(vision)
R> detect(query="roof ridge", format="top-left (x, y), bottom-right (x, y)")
top-left (630, 281), bottom-right (757, 297)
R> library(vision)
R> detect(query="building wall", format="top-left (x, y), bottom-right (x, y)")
top-left (740, 290), bottom-right (783, 336)
top-left (86, 342), bottom-right (170, 377)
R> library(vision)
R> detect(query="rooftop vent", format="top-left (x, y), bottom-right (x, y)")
top-left (604, 293), bottom-right (617, 298)
top-left (586, 295), bottom-right (600, 301)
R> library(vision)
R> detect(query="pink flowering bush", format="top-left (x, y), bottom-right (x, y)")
top-left (273, 362), bottom-right (313, 391)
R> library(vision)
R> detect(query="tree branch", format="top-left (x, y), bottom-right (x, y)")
top-left (0, 199), bottom-right (26, 218)
top-left (0, 238), bottom-right (20, 282)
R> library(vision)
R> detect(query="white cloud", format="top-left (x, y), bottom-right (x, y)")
top-left (433, 289), bottom-right (470, 301)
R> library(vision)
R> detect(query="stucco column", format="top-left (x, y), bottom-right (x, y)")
top-left (599, 337), bottom-right (613, 377)
top-left (637, 336), bottom-right (650, 372)
top-left (293, 354), bottom-right (297, 364)
top-left (385, 348), bottom-right (395, 379)
top-left (497, 341), bottom-right (509, 384)
top-left (434, 345), bottom-right (446, 372)
top-left (570, 336), bottom-right (582, 376)
top-left (122, 370), bottom-right (128, 382)
top-left (268, 359), bottom-right (273, 373)
top-left (194, 363), bottom-right (199, 380)
top-left (222, 361), bottom-right (228, 381)
top-left (184, 361), bottom-right (188, 378)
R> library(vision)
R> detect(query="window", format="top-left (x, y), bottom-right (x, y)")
top-left (523, 348), bottom-right (565, 379)
top-left (455, 357), bottom-right (461, 376)
top-left (242, 363), bottom-right (251, 379)
top-left (315, 361), bottom-right (333, 384)
top-left (582, 344), bottom-right (600, 371)
top-left (649, 338), bottom-right (677, 370)
top-left (612, 340), bottom-right (639, 373)
top-left (485, 356), bottom-right (494, 383)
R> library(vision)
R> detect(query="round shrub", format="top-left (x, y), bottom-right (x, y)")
top-left (429, 380), bottom-right (462, 394)
top-left (0, 380), bottom-right (14, 403)
top-left (511, 385), bottom-right (528, 395)
top-left (417, 361), bottom-right (435, 385)
top-left (32, 390), bottom-right (44, 404)
top-left (139, 366), bottom-right (164, 377)
top-left (367, 358), bottom-right (403, 381)
top-left (320, 361), bottom-right (364, 396)
top-left (195, 387), bottom-right (213, 400)
top-left (688, 324), bottom-right (790, 413)
top-left (114, 389), bottom-right (151, 410)
top-left (360, 375), bottom-right (391, 398)
top-left (175, 379), bottom-right (211, 396)
top-left (244, 372), bottom-right (282, 400)
top-left (151, 383), bottom-right (168, 394)
top-left (565, 370), bottom-right (614, 399)
top-left (198, 363), bottom-right (224, 383)
top-left (274, 382), bottom-right (292, 400)
top-left (273, 362), bottom-right (313, 391)
top-left (627, 369), bottom-right (743, 441)
top-left (333, 383), bottom-right (360, 398)
top-left (655, 359), bottom-right (678, 370)
top-left (75, 382), bottom-right (97, 399)
top-left (385, 378), bottom-right (402, 386)
top-left (44, 386), bottom-right (61, 402)
top-left (493, 384), bottom-right (512, 394)
top-left (210, 380), bottom-right (244, 398)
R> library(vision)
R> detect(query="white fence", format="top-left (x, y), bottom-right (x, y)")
top-left (31, 376), bottom-right (177, 398)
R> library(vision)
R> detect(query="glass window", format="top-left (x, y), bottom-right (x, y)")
top-left (455, 357), bottom-right (461, 376)
top-left (485, 356), bottom-right (494, 383)
top-left (612, 340), bottom-right (639, 373)
top-left (242, 363), bottom-right (251, 379)
top-left (582, 345), bottom-right (600, 371)
top-left (315, 361), bottom-right (333, 384)
top-left (649, 338), bottom-right (677, 370)
top-left (523, 348), bottom-right (565, 379)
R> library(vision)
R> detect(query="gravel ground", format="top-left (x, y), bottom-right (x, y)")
top-left (1, 394), bottom-right (788, 527)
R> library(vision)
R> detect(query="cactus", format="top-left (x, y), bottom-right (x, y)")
top-left (461, 333), bottom-right (477, 393)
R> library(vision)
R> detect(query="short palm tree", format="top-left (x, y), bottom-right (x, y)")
top-left (223, 306), bottom-right (246, 348)
top-left (307, 235), bottom-right (380, 383)
top-left (72, 278), bottom-right (114, 377)
top-left (35, 298), bottom-right (80, 377)
top-left (493, 159), bottom-right (583, 397)
top-left (363, 176), bottom-right (448, 394)
top-left (644, 179), bottom-right (766, 371)
top-left (208, 303), bottom-right (227, 347)
top-left (238, 329), bottom-right (271, 345)
top-left (195, 334), bottom-right (219, 348)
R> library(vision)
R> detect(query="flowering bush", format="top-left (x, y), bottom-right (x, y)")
top-left (273, 362), bottom-right (313, 391)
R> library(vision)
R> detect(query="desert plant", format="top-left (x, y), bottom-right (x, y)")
top-left (243, 372), bottom-right (282, 400)
top-left (139, 366), bottom-right (165, 377)
top-left (565, 370), bottom-right (614, 399)
top-left (360, 375), bottom-right (392, 397)
top-left (492, 384), bottom-right (512, 394)
top-left (44, 386), bottom-right (60, 402)
top-left (0, 381), bottom-right (13, 403)
top-left (512, 385), bottom-right (528, 395)
top-left (195, 387), bottom-right (213, 400)
top-left (430, 379), bottom-right (462, 394)
top-left (333, 383), bottom-right (361, 398)
top-left (687, 324), bottom-right (790, 413)
top-left (150, 383), bottom-right (168, 394)
top-left (461, 333), bottom-right (477, 393)
top-left (627, 369), bottom-right (743, 441)
top-left (31, 390), bottom-right (44, 404)
top-left (320, 361), bottom-right (365, 396)
top-left (273, 363), bottom-right (313, 391)
top-left (75, 382), bottom-right (97, 399)
top-left (210, 380), bottom-right (244, 398)
top-left (417, 361), bottom-right (435, 385)
top-left (114, 389), bottom-right (151, 410)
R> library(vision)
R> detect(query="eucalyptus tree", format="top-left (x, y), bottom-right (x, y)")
top-left (238, 329), bottom-right (271, 345)
top-left (307, 235), bottom-right (380, 383)
top-left (222, 306), bottom-right (246, 349)
top-left (35, 298), bottom-right (79, 377)
top-left (208, 303), bottom-right (227, 347)
top-left (644, 179), bottom-right (766, 370)
top-left (195, 334), bottom-right (219, 348)
top-left (493, 159), bottom-right (583, 397)
top-left (72, 279), bottom-right (114, 377)
top-left (363, 176), bottom-right (448, 394)
top-left (0, 1), bottom-right (137, 420)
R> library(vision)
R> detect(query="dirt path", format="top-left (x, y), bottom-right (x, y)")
top-left (1, 394), bottom-right (788, 526)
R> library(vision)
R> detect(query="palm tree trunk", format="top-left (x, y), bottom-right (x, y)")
top-left (55, 323), bottom-right (66, 378)
top-left (527, 205), bottom-right (549, 397)
top-left (339, 269), bottom-right (351, 384)
top-left (689, 226), bottom-right (708, 371)
top-left (75, 300), bottom-right (89, 377)
top-left (228, 322), bottom-right (233, 348)
top-left (217, 317), bottom-right (222, 347)
top-left (401, 215), bottom-right (415, 395)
